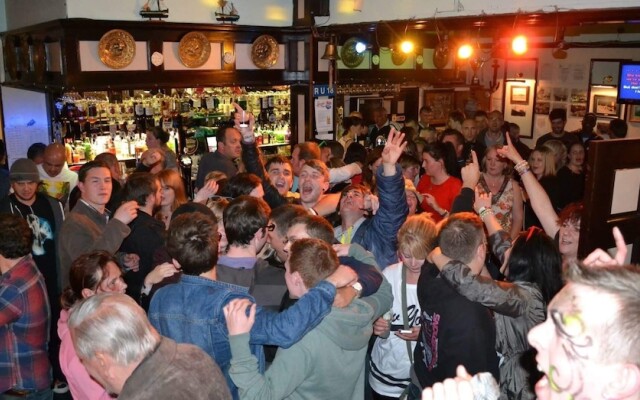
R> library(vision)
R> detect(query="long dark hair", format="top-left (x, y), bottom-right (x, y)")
top-left (508, 227), bottom-right (563, 303)
top-left (423, 141), bottom-right (458, 178)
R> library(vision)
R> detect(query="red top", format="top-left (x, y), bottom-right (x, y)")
top-left (416, 175), bottom-right (462, 222)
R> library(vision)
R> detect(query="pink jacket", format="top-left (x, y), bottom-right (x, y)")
top-left (58, 309), bottom-right (114, 400)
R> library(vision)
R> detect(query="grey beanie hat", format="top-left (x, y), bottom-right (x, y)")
top-left (10, 158), bottom-right (41, 182)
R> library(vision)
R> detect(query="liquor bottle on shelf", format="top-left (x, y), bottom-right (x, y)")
top-left (134, 101), bottom-right (146, 133)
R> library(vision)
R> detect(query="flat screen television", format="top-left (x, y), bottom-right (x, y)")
top-left (617, 62), bottom-right (640, 104)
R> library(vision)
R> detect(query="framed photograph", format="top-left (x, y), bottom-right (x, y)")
top-left (424, 90), bottom-right (455, 125)
top-left (510, 86), bottom-right (530, 105)
top-left (593, 95), bottom-right (619, 117)
top-left (629, 105), bottom-right (640, 123)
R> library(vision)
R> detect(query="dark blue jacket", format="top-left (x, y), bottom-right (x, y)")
top-left (351, 164), bottom-right (408, 269)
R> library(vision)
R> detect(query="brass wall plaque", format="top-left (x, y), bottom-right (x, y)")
top-left (251, 35), bottom-right (278, 69)
top-left (178, 31), bottom-right (211, 68)
top-left (98, 29), bottom-right (136, 69)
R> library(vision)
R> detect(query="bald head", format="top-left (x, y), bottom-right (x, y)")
top-left (43, 143), bottom-right (67, 178)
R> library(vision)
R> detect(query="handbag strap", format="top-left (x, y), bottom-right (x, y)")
top-left (401, 265), bottom-right (413, 364)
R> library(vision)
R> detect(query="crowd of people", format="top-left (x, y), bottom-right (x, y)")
top-left (0, 103), bottom-right (638, 400)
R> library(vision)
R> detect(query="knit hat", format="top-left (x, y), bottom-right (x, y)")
top-left (10, 158), bottom-right (41, 182)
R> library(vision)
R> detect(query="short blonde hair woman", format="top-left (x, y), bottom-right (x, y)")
top-left (369, 214), bottom-right (437, 398)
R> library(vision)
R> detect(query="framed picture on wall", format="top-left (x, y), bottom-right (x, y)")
top-left (424, 90), bottom-right (455, 125)
top-left (510, 86), bottom-right (530, 105)
top-left (593, 95), bottom-right (619, 117)
top-left (628, 104), bottom-right (640, 123)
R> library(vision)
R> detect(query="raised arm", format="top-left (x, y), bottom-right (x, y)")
top-left (451, 150), bottom-right (480, 214)
top-left (497, 135), bottom-right (559, 238)
top-left (429, 248), bottom-right (528, 317)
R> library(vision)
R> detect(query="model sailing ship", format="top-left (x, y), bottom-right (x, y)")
top-left (140, 0), bottom-right (169, 19)
top-left (215, 0), bottom-right (239, 23)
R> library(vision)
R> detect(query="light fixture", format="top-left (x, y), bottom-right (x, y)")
top-left (399, 40), bottom-right (414, 54)
top-left (457, 43), bottom-right (474, 60)
top-left (355, 41), bottom-right (367, 54)
top-left (511, 35), bottom-right (527, 55)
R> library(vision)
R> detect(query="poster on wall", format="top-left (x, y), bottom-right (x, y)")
top-left (314, 97), bottom-right (334, 133)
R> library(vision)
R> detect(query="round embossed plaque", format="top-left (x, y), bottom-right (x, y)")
top-left (178, 32), bottom-right (211, 68)
top-left (98, 29), bottom-right (136, 69)
top-left (251, 35), bottom-right (278, 69)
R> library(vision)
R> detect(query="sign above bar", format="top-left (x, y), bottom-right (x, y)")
top-left (313, 84), bottom-right (335, 97)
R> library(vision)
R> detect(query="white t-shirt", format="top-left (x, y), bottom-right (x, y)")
top-left (37, 163), bottom-right (78, 207)
top-left (369, 262), bottom-right (421, 397)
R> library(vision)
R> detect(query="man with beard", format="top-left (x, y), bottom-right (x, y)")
top-left (119, 172), bottom-right (169, 303)
top-left (0, 158), bottom-right (66, 392)
top-left (536, 108), bottom-right (580, 151)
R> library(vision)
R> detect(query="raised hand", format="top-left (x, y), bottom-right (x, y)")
top-left (460, 150), bottom-right (480, 189)
top-left (473, 187), bottom-right (491, 213)
top-left (496, 134), bottom-right (524, 164)
top-left (223, 298), bottom-right (256, 336)
top-left (114, 200), bottom-right (139, 224)
top-left (583, 227), bottom-right (627, 266)
top-left (232, 102), bottom-right (255, 143)
top-left (193, 179), bottom-right (219, 203)
top-left (381, 127), bottom-right (407, 166)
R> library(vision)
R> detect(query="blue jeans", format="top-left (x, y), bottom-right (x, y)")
top-left (1, 388), bottom-right (53, 400)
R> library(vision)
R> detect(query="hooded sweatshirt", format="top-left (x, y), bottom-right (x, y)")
top-left (228, 279), bottom-right (392, 400)
top-left (58, 309), bottom-right (113, 400)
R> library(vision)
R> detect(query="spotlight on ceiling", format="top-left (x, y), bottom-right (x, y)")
top-left (399, 40), bottom-right (414, 54)
top-left (511, 35), bottom-right (527, 55)
top-left (457, 43), bottom-right (474, 60)
top-left (355, 41), bottom-right (367, 54)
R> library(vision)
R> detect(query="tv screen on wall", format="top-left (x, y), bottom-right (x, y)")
top-left (617, 62), bottom-right (640, 104)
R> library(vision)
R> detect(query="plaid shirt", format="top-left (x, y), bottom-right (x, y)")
top-left (0, 255), bottom-right (52, 391)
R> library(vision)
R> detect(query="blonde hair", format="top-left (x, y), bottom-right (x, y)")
top-left (530, 147), bottom-right (557, 178)
top-left (397, 214), bottom-right (437, 260)
top-left (541, 139), bottom-right (567, 170)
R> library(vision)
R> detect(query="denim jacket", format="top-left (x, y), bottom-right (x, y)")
top-left (148, 274), bottom-right (336, 399)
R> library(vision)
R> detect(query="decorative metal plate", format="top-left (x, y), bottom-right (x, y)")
top-left (433, 41), bottom-right (450, 69)
top-left (391, 50), bottom-right (407, 66)
top-left (340, 37), bottom-right (364, 69)
top-left (4, 35), bottom-right (17, 79)
top-left (178, 31), bottom-right (211, 68)
top-left (98, 29), bottom-right (136, 69)
top-left (251, 34), bottom-right (278, 69)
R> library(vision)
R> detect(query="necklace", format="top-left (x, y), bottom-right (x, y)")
top-left (484, 175), bottom-right (504, 193)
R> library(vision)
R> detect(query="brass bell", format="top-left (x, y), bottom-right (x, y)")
top-left (321, 42), bottom-right (340, 61)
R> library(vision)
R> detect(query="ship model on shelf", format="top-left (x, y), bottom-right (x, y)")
top-left (140, 0), bottom-right (169, 20)
top-left (215, 0), bottom-right (239, 23)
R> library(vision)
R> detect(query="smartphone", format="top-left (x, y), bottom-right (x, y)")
top-left (399, 329), bottom-right (413, 334)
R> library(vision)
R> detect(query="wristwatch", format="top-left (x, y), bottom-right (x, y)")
top-left (351, 282), bottom-right (363, 298)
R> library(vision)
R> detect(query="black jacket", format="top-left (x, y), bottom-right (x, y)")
top-left (413, 263), bottom-right (500, 388)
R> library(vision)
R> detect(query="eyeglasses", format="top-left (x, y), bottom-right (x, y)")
top-left (265, 223), bottom-right (276, 232)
